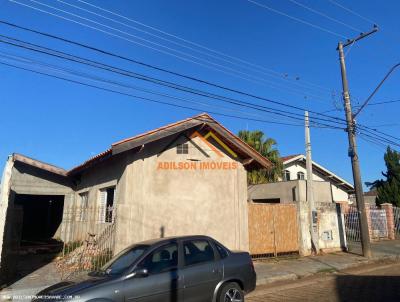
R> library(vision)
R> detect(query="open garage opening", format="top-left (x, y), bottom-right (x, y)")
top-left (14, 194), bottom-right (65, 252)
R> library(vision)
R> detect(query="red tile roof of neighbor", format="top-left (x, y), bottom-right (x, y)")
top-left (281, 154), bottom-right (302, 162)
top-left (12, 113), bottom-right (272, 176)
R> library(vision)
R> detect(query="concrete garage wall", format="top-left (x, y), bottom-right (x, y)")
top-left (0, 156), bottom-right (14, 285)
top-left (114, 134), bottom-right (249, 252)
top-left (249, 180), bottom-right (333, 203)
top-left (0, 157), bottom-right (76, 284)
top-left (10, 162), bottom-right (72, 196)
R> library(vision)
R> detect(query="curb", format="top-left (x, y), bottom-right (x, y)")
top-left (254, 254), bottom-right (400, 287)
top-left (256, 273), bottom-right (298, 286)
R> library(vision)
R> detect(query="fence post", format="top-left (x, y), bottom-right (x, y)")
top-left (381, 203), bottom-right (395, 240)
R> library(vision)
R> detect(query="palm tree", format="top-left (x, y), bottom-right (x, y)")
top-left (238, 130), bottom-right (283, 184)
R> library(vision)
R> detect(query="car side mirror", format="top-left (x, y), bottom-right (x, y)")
top-left (125, 268), bottom-right (148, 279)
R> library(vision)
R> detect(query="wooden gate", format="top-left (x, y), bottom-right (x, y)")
top-left (248, 203), bottom-right (299, 257)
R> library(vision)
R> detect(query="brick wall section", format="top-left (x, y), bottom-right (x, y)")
top-left (364, 206), bottom-right (373, 241)
top-left (381, 203), bottom-right (395, 240)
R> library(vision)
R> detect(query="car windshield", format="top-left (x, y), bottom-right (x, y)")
top-left (100, 244), bottom-right (149, 275)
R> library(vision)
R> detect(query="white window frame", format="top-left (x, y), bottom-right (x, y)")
top-left (284, 170), bottom-right (291, 181)
top-left (76, 191), bottom-right (89, 222)
top-left (297, 171), bottom-right (305, 180)
top-left (98, 186), bottom-right (116, 223)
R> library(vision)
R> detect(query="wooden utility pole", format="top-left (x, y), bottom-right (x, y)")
top-left (337, 27), bottom-right (377, 258)
top-left (305, 111), bottom-right (318, 253)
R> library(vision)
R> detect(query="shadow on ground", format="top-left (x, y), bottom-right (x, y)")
top-left (335, 275), bottom-right (400, 302)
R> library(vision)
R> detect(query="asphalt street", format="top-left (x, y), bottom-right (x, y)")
top-left (248, 261), bottom-right (400, 302)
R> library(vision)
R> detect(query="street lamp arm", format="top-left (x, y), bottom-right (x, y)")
top-left (353, 62), bottom-right (400, 118)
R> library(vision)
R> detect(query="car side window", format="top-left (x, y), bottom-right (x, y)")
top-left (215, 242), bottom-right (229, 259)
top-left (137, 243), bottom-right (178, 275)
top-left (183, 240), bottom-right (215, 266)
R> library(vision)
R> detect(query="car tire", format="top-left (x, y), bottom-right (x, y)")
top-left (218, 282), bottom-right (244, 302)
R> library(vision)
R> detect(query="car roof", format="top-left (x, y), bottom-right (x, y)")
top-left (127, 235), bottom-right (214, 248)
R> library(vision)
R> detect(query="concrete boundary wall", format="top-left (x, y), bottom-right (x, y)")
top-left (0, 156), bottom-right (14, 285)
top-left (297, 201), bottom-right (346, 256)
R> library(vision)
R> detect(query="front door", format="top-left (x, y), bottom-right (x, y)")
top-left (181, 239), bottom-right (222, 302)
top-left (123, 242), bottom-right (183, 302)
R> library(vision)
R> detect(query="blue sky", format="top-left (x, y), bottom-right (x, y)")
top-left (0, 0), bottom-right (399, 187)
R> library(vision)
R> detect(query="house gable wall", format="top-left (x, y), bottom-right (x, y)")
top-left (114, 132), bottom-right (249, 252)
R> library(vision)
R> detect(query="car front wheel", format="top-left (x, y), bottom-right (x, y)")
top-left (218, 282), bottom-right (244, 302)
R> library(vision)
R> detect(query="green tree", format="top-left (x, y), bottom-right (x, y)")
top-left (238, 130), bottom-right (282, 184)
top-left (367, 147), bottom-right (400, 206)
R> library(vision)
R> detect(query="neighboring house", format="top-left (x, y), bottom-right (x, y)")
top-left (0, 113), bottom-right (271, 282)
top-left (248, 154), bottom-right (354, 204)
top-left (281, 154), bottom-right (354, 203)
top-left (350, 190), bottom-right (377, 205)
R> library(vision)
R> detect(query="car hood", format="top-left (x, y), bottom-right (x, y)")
top-left (37, 273), bottom-right (112, 297)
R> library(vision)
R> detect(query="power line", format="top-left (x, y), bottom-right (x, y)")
top-left (367, 99), bottom-right (400, 106)
top-left (358, 128), bottom-right (400, 147)
top-left (3, 22), bottom-right (395, 142)
top-left (286, 0), bottom-right (362, 32)
top-left (2, 43), bottom-right (397, 148)
top-left (359, 134), bottom-right (389, 151)
top-left (57, 0), bottom-right (331, 96)
top-left (0, 50), bottom-right (307, 126)
top-left (0, 53), bottom-right (342, 130)
top-left (246, 0), bottom-right (347, 38)
top-left (76, 0), bottom-right (333, 93)
top-left (327, 0), bottom-right (377, 25)
top-left (0, 37), bottom-right (347, 128)
top-left (0, 22), bottom-right (346, 123)
top-left (9, 0), bottom-right (332, 101)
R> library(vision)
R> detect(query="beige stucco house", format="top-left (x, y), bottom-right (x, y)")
top-left (281, 154), bottom-right (354, 203)
top-left (0, 113), bottom-right (271, 282)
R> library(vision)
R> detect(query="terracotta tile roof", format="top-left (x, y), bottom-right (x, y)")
top-left (112, 114), bottom-right (207, 147)
top-left (281, 154), bottom-right (302, 162)
top-left (68, 149), bottom-right (112, 175)
top-left (14, 113), bottom-right (272, 176)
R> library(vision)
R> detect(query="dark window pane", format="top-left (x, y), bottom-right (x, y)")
top-left (215, 242), bottom-right (229, 259)
top-left (177, 143), bottom-right (189, 154)
top-left (284, 170), bottom-right (291, 181)
top-left (138, 243), bottom-right (178, 275)
top-left (102, 245), bottom-right (149, 275)
top-left (184, 240), bottom-right (214, 266)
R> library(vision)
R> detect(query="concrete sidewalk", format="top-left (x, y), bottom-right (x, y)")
top-left (255, 240), bottom-right (400, 285)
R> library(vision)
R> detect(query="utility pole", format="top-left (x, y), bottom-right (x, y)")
top-left (305, 111), bottom-right (318, 253)
top-left (337, 27), bottom-right (377, 258)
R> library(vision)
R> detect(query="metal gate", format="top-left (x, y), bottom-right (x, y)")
top-left (57, 206), bottom-right (117, 279)
top-left (248, 203), bottom-right (299, 258)
top-left (394, 206), bottom-right (400, 239)
top-left (344, 205), bottom-right (389, 242)
top-left (370, 207), bottom-right (388, 239)
top-left (344, 206), bottom-right (360, 242)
